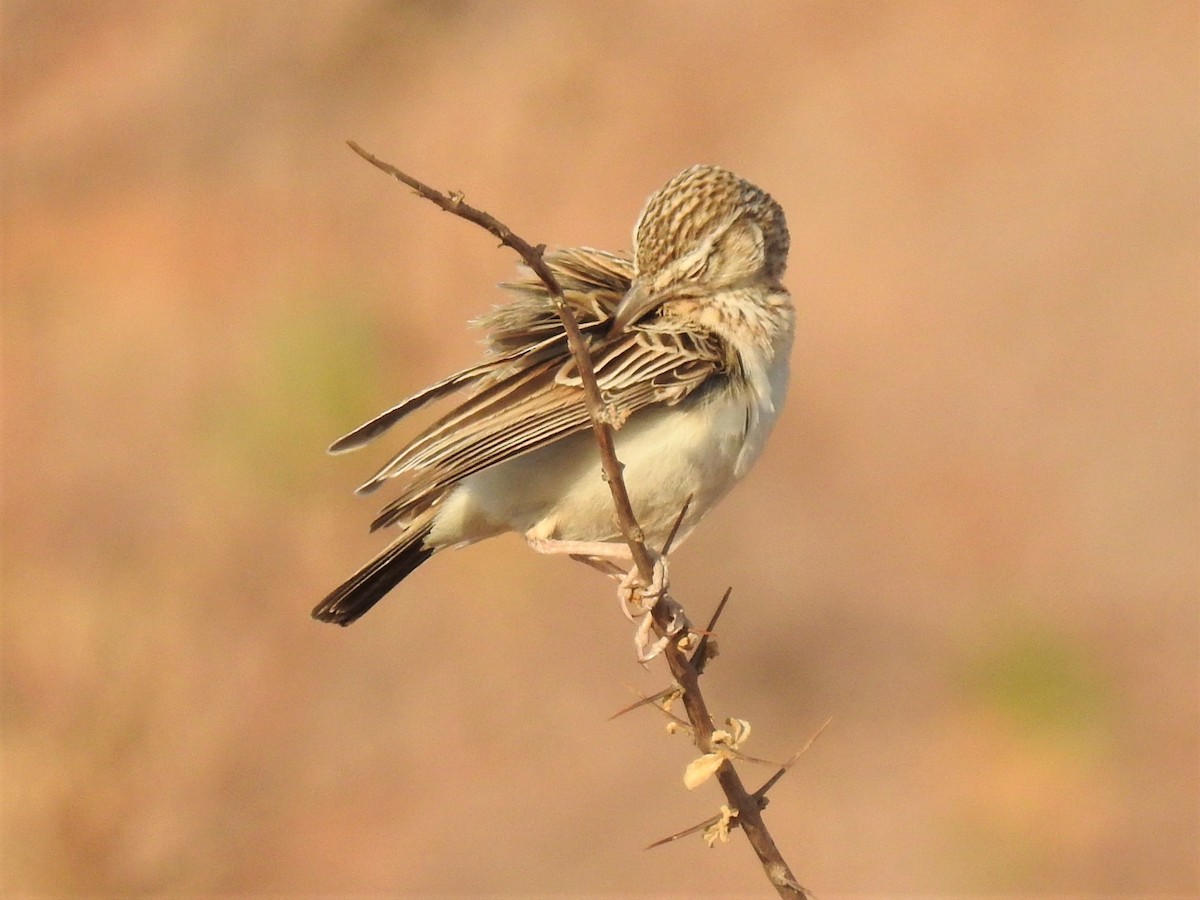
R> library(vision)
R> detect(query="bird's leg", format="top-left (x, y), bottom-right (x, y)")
top-left (526, 538), bottom-right (635, 615)
top-left (525, 537), bottom-right (634, 564)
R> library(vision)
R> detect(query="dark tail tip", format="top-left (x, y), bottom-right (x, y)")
top-left (313, 531), bottom-right (435, 626)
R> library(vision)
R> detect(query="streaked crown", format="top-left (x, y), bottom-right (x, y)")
top-left (632, 165), bottom-right (789, 286)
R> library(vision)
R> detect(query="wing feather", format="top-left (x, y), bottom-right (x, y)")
top-left (328, 355), bottom-right (515, 455)
top-left (365, 328), bottom-right (724, 530)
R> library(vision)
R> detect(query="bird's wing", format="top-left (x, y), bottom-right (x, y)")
top-left (328, 247), bottom-right (633, 455)
top-left (363, 324), bottom-right (725, 531)
top-left (326, 244), bottom-right (725, 532)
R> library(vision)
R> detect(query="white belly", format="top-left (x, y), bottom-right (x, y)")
top-left (429, 384), bottom-right (769, 550)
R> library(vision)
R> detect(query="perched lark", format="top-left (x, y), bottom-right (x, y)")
top-left (314, 164), bottom-right (793, 626)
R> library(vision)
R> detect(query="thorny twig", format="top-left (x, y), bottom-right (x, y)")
top-left (609, 585), bottom-right (730, 721)
top-left (646, 717), bottom-right (832, 851)
top-left (349, 142), bottom-right (809, 899)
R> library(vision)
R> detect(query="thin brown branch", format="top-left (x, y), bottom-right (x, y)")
top-left (658, 621), bottom-right (809, 898)
top-left (350, 143), bottom-right (806, 899)
top-left (608, 586), bottom-right (728, 721)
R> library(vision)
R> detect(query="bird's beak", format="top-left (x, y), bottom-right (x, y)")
top-left (611, 279), bottom-right (662, 335)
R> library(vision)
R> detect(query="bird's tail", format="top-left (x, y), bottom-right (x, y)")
top-left (312, 518), bottom-right (436, 626)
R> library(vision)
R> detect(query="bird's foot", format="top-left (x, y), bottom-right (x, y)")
top-left (526, 537), bottom-right (631, 573)
top-left (633, 593), bottom-right (689, 663)
top-left (616, 550), bottom-right (669, 620)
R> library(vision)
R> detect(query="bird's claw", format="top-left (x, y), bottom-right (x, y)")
top-left (618, 551), bottom-right (669, 620)
top-left (615, 553), bottom-right (690, 662)
top-left (633, 594), bottom-right (688, 662)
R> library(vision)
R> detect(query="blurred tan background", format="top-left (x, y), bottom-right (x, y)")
top-left (3, 1), bottom-right (1196, 896)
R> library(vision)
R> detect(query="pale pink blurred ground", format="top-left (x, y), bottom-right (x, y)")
top-left (2, 1), bottom-right (1197, 896)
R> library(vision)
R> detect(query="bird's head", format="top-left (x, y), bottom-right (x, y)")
top-left (612, 165), bottom-right (789, 333)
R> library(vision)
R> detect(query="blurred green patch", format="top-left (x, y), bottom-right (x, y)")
top-left (205, 294), bottom-right (385, 494)
top-left (958, 623), bottom-right (1112, 743)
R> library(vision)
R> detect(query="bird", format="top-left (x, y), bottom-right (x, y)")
top-left (313, 164), bottom-right (794, 626)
